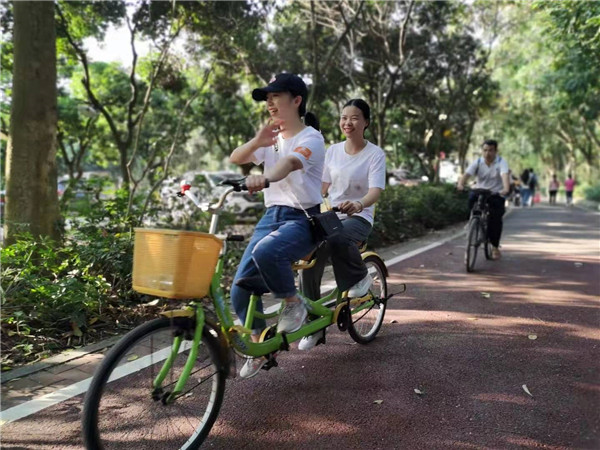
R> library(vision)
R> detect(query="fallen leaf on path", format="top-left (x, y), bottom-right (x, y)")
top-left (522, 384), bottom-right (533, 397)
top-left (574, 262), bottom-right (583, 268)
top-left (467, 317), bottom-right (478, 321)
top-left (414, 388), bottom-right (424, 395)
top-left (528, 334), bottom-right (537, 340)
top-left (480, 292), bottom-right (491, 298)
top-left (145, 299), bottom-right (160, 306)
top-left (127, 354), bottom-right (139, 362)
top-left (373, 399), bottom-right (383, 404)
top-left (446, 252), bottom-right (453, 255)
top-left (390, 319), bottom-right (398, 324)
top-left (419, 264), bottom-right (425, 268)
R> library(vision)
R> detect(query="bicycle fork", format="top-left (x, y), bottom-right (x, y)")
top-left (152, 307), bottom-right (205, 404)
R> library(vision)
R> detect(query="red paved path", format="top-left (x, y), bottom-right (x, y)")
top-left (1, 205), bottom-right (599, 449)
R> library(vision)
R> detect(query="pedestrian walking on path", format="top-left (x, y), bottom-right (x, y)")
top-left (549, 174), bottom-right (559, 205)
top-left (565, 173), bottom-right (576, 206)
top-left (520, 169), bottom-right (531, 207)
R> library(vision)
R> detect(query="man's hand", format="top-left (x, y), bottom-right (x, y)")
top-left (457, 183), bottom-right (465, 191)
top-left (245, 175), bottom-right (269, 194)
top-left (338, 200), bottom-right (363, 216)
top-left (499, 189), bottom-right (509, 197)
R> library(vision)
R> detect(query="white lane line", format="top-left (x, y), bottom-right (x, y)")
top-left (0, 230), bottom-right (466, 425)
top-left (384, 230), bottom-right (465, 268)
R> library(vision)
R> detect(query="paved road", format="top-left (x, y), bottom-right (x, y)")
top-left (1, 205), bottom-right (599, 449)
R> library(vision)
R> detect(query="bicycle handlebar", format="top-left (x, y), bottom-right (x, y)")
top-left (177, 177), bottom-right (270, 212)
top-left (220, 178), bottom-right (270, 192)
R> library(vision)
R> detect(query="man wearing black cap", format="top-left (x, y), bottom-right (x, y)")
top-left (229, 73), bottom-right (325, 378)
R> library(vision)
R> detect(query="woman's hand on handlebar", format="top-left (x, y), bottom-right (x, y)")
top-left (245, 175), bottom-right (270, 194)
top-left (337, 200), bottom-right (363, 216)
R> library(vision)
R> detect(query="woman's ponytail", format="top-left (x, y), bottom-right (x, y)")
top-left (304, 111), bottom-right (320, 131)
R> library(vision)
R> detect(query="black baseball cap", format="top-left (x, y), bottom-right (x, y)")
top-left (252, 73), bottom-right (307, 102)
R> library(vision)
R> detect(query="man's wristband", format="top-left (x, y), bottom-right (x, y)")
top-left (356, 200), bottom-right (364, 212)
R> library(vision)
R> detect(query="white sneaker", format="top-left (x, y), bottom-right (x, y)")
top-left (239, 357), bottom-right (266, 379)
top-left (347, 274), bottom-right (372, 298)
top-left (277, 301), bottom-right (308, 333)
top-left (298, 329), bottom-right (325, 351)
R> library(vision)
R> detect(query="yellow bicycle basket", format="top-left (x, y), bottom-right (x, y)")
top-left (132, 228), bottom-right (223, 299)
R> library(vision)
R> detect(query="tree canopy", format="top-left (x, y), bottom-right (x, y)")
top-left (1, 0), bottom-right (598, 237)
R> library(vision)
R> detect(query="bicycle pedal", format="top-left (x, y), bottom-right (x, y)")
top-left (316, 334), bottom-right (326, 347)
top-left (262, 354), bottom-right (278, 371)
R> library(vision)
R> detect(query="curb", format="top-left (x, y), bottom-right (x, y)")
top-left (0, 336), bottom-right (121, 384)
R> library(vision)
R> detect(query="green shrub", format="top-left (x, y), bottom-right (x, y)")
top-left (1, 234), bottom-right (113, 365)
top-left (583, 183), bottom-right (600, 202)
top-left (369, 183), bottom-right (469, 247)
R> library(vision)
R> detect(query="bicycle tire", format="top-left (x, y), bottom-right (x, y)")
top-left (483, 238), bottom-right (492, 260)
top-left (466, 217), bottom-right (480, 272)
top-left (347, 255), bottom-right (388, 344)
top-left (82, 317), bottom-right (226, 450)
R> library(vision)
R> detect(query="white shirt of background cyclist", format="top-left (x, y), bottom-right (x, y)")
top-left (252, 126), bottom-right (325, 209)
top-left (465, 156), bottom-right (509, 194)
top-left (323, 141), bottom-right (386, 224)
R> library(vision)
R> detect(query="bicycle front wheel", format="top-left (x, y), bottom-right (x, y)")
top-left (347, 255), bottom-right (388, 344)
top-left (466, 217), bottom-right (480, 272)
top-left (82, 317), bottom-right (226, 450)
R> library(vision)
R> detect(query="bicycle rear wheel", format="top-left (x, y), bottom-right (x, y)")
top-left (466, 217), bottom-right (480, 272)
top-left (82, 317), bottom-right (226, 450)
top-left (347, 255), bottom-right (387, 344)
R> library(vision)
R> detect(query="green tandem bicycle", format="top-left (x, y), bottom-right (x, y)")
top-left (82, 179), bottom-right (402, 449)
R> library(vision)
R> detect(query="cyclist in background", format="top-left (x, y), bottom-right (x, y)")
top-left (457, 140), bottom-right (510, 260)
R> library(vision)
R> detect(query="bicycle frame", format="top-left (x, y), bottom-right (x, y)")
top-left (151, 184), bottom-right (379, 399)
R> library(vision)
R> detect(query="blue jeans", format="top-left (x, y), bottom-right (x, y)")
top-left (521, 188), bottom-right (531, 206)
top-left (230, 205), bottom-right (320, 332)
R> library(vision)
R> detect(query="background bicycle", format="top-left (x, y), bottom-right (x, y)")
top-left (465, 188), bottom-right (494, 272)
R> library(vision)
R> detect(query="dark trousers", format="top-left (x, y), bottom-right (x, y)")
top-left (468, 193), bottom-right (505, 248)
top-left (299, 216), bottom-right (371, 301)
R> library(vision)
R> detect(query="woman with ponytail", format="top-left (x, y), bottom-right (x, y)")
top-left (298, 98), bottom-right (386, 351)
top-left (229, 73), bottom-right (325, 378)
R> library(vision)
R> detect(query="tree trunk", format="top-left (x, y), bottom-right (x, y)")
top-left (4, 2), bottom-right (59, 243)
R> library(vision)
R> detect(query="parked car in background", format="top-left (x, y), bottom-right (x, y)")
top-left (57, 172), bottom-right (116, 200)
top-left (163, 170), bottom-right (264, 216)
top-left (387, 169), bottom-right (429, 187)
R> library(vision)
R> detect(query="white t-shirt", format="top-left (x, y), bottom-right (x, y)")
top-left (465, 156), bottom-right (509, 193)
top-left (323, 141), bottom-right (386, 224)
top-left (252, 126), bottom-right (325, 209)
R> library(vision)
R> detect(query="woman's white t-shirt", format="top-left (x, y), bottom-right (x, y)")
top-left (252, 126), bottom-right (325, 209)
top-left (323, 141), bottom-right (386, 224)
